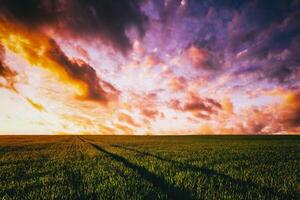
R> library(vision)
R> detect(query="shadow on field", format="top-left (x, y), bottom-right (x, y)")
top-left (113, 145), bottom-right (294, 199)
top-left (61, 163), bottom-right (85, 199)
top-left (81, 138), bottom-right (193, 200)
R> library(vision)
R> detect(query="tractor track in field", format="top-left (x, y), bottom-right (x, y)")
top-left (113, 144), bottom-right (296, 200)
top-left (78, 136), bottom-right (193, 200)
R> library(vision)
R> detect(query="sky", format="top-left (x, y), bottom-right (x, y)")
top-left (0, 0), bottom-right (299, 135)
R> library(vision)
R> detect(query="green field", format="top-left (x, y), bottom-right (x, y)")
top-left (0, 135), bottom-right (299, 199)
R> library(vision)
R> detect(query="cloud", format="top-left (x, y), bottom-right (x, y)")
top-left (0, 21), bottom-right (119, 104)
top-left (266, 35), bottom-right (300, 83)
top-left (140, 108), bottom-right (162, 120)
top-left (221, 98), bottom-right (234, 114)
top-left (145, 54), bottom-right (161, 67)
top-left (168, 99), bottom-right (181, 110)
top-left (0, 44), bottom-right (4, 59)
top-left (0, 45), bottom-right (17, 91)
top-left (169, 92), bottom-right (222, 120)
top-left (183, 96), bottom-right (221, 119)
top-left (0, 61), bottom-right (16, 90)
top-left (0, 0), bottom-right (147, 52)
top-left (164, 0), bottom-right (300, 86)
top-left (236, 33), bottom-right (300, 83)
top-left (0, 46), bottom-right (49, 113)
top-left (100, 80), bottom-right (120, 101)
top-left (114, 123), bottom-right (134, 134)
top-left (228, 3), bottom-right (300, 84)
top-left (46, 39), bottom-right (109, 102)
top-left (26, 97), bottom-right (45, 112)
top-left (125, 92), bottom-right (163, 121)
top-left (230, 29), bottom-right (258, 53)
top-left (168, 76), bottom-right (187, 92)
top-left (231, 88), bottom-right (300, 134)
top-left (187, 45), bottom-right (222, 70)
top-left (118, 112), bottom-right (140, 127)
top-left (280, 91), bottom-right (300, 127)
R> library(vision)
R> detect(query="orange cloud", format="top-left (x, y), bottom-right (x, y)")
top-left (221, 98), bottom-right (234, 114)
top-left (75, 46), bottom-right (90, 61)
top-left (169, 92), bottom-right (222, 120)
top-left (145, 54), bottom-right (160, 67)
top-left (141, 108), bottom-right (161, 120)
top-left (114, 123), bottom-right (133, 135)
top-left (183, 92), bottom-right (222, 118)
top-left (255, 87), bottom-right (300, 131)
top-left (188, 45), bottom-right (208, 67)
top-left (168, 76), bottom-right (187, 92)
top-left (0, 20), bottom-right (113, 103)
top-left (187, 45), bottom-right (221, 70)
top-left (228, 89), bottom-right (300, 134)
top-left (168, 99), bottom-right (181, 110)
top-left (0, 46), bottom-right (17, 91)
top-left (118, 113), bottom-right (140, 127)
top-left (280, 91), bottom-right (300, 127)
top-left (0, 62), bottom-right (17, 91)
top-left (134, 93), bottom-right (164, 120)
top-left (26, 98), bottom-right (45, 112)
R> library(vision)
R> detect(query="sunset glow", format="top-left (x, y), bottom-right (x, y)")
top-left (0, 0), bottom-right (299, 135)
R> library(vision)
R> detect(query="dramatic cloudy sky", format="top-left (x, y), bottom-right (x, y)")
top-left (0, 0), bottom-right (299, 134)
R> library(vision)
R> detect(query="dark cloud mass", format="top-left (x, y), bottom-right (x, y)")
top-left (0, 0), bottom-right (59, 27)
top-left (147, 0), bottom-right (300, 84)
top-left (0, 1), bottom-right (122, 104)
top-left (46, 39), bottom-right (112, 103)
top-left (0, 45), bottom-right (17, 91)
top-left (226, 1), bottom-right (300, 83)
top-left (169, 92), bottom-right (222, 120)
top-left (0, 0), bottom-right (147, 52)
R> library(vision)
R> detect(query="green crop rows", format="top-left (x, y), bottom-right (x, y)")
top-left (0, 135), bottom-right (299, 199)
